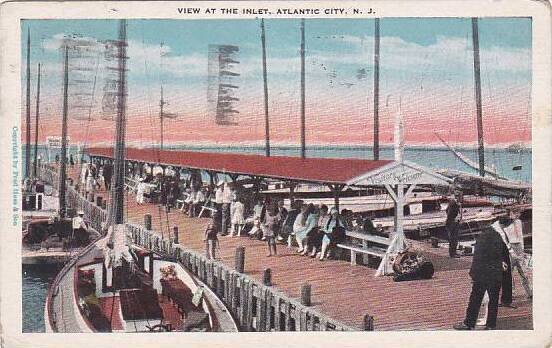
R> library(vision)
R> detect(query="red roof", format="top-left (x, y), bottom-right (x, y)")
top-left (87, 147), bottom-right (393, 185)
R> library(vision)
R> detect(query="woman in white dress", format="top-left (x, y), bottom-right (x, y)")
top-left (80, 163), bottom-right (89, 194)
top-left (230, 196), bottom-right (245, 237)
top-left (293, 204), bottom-right (309, 253)
top-left (85, 173), bottom-right (96, 197)
top-left (136, 178), bottom-right (146, 205)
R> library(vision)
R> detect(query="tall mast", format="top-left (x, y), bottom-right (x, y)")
top-left (300, 19), bottom-right (306, 159)
top-left (109, 19), bottom-right (128, 225)
top-left (373, 19), bottom-right (380, 160)
top-left (471, 18), bottom-right (485, 177)
top-left (261, 19), bottom-right (270, 157)
top-left (159, 85), bottom-right (165, 152)
top-left (59, 45), bottom-right (69, 218)
top-left (25, 29), bottom-right (31, 179)
top-left (33, 63), bottom-right (41, 177)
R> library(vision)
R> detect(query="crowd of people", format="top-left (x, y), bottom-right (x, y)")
top-left (105, 164), bottom-right (384, 261)
top-left (78, 160), bottom-right (112, 196)
top-left (226, 198), bottom-right (349, 259)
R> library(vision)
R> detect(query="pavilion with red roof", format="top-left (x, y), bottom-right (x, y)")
top-left (86, 146), bottom-right (452, 276)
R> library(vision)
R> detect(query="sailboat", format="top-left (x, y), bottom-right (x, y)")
top-left (44, 20), bottom-right (237, 333)
top-left (434, 132), bottom-right (503, 179)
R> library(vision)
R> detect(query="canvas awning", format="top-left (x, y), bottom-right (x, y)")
top-left (88, 147), bottom-right (453, 277)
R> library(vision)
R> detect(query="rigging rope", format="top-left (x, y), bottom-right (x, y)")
top-left (77, 52), bottom-right (102, 185)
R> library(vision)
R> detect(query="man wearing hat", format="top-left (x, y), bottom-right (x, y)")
top-left (72, 210), bottom-right (88, 246)
top-left (454, 218), bottom-right (509, 330)
top-left (493, 209), bottom-right (532, 303)
top-left (220, 181), bottom-right (234, 236)
top-left (446, 190), bottom-right (463, 258)
top-left (213, 180), bottom-right (225, 232)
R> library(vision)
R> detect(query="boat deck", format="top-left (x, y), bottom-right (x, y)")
top-left (22, 247), bottom-right (79, 265)
top-left (65, 169), bottom-right (533, 330)
top-left (97, 294), bottom-right (184, 332)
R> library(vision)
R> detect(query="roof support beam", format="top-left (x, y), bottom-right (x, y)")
top-left (384, 184), bottom-right (398, 203)
top-left (207, 170), bottom-right (215, 187)
top-left (405, 183), bottom-right (417, 198)
top-left (328, 184), bottom-right (345, 211)
top-left (287, 182), bottom-right (296, 206)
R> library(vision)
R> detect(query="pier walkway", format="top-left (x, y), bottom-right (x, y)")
top-left (62, 167), bottom-right (533, 330)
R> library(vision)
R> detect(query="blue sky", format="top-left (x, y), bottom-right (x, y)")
top-left (22, 17), bottom-right (532, 79)
top-left (21, 18), bottom-right (532, 146)
top-left (22, 17), bottom-right (532, 52)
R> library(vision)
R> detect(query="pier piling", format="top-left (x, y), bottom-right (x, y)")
top-left (235, 246), bottom-right (245, 273)
top-left (301, 283), bottom-right (311, 306)
top-left (263, 268), bottom-right (272, 286)
top-left (363, 314), bottom-right (374, 331)
top-left (173, 226), bottom-right (179, 244)
top-left (149, 252), bottom-right (154, 279)
top-left (144, 214), bottom-right (152, 230)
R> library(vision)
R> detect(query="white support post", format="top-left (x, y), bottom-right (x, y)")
top-left (376, 182), bottom-right (408, 276)
top-left (405, 183), bottom-right (417, 198)
top-left (396, 183), bottom-right (404, 238)
top-left (384, 184), bottom-right (398, 203)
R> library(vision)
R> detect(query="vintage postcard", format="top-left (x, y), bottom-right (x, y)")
top-left (0, 1), bottom-right (550, 347)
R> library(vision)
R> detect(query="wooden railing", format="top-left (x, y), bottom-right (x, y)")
top-left (39, 164), bottom-right (363, 332)
top-left (127, 223), bottom-right (359, 331)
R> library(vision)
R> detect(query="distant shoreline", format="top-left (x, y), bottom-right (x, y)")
top-left (135, 144), bottom-right (533, 153)
top-left (22, 143), bottom-right (533, 153)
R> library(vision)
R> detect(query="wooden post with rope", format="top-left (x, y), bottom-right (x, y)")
top-left (144, 214), bottom-right (152, 230)
top-left (173, 225), bottom-right (179, 244)
top-left (300, 283), bottom-right (311, 306)
top-left (235, 246), bottom-right (245, 273)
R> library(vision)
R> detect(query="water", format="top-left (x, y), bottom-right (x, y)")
top-left (22, 265), bottom-right (60, 332)
top-left (163, 145), bottom-right (532, 183)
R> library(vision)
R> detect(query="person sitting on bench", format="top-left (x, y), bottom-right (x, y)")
top-left (319, 207), bottom-right (345, 260)
top-left (248, 198), bottom-right (265, 238)
top-left (189, 188), bottom-right (206, 218)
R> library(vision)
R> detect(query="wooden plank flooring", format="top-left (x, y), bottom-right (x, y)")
top-left (67, 168), bottom-right (533, 330)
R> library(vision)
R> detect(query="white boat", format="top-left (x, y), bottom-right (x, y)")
top-left (45, 238), bottom-right (238, 332)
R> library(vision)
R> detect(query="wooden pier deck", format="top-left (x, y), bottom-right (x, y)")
top-left (64, 169), bottom-right (533, 331)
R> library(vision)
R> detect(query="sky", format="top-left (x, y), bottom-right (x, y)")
top-left (20, 18), bottom-right (532, 148)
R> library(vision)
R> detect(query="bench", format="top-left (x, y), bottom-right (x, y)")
top-left (337, 231), bottom-right (391, 265)
top-left (337, 243), bottom-right (387, 265)
top-left (198, 205), bottom-right (217, 218)
top-left (124, 177), bottom-right (139, 193)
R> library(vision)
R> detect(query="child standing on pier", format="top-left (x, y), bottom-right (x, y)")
top-left (203, 219), bottom-right (219, 260)
top-left (263, 203), bottom-right (281, 257)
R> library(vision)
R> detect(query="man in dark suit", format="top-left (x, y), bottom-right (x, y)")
top-left (454, 222), bottom-right (509, 330)
top-left (446, 191), bottom-right (462, 258)
top-left (102, 162), bottom-right (113, 191)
